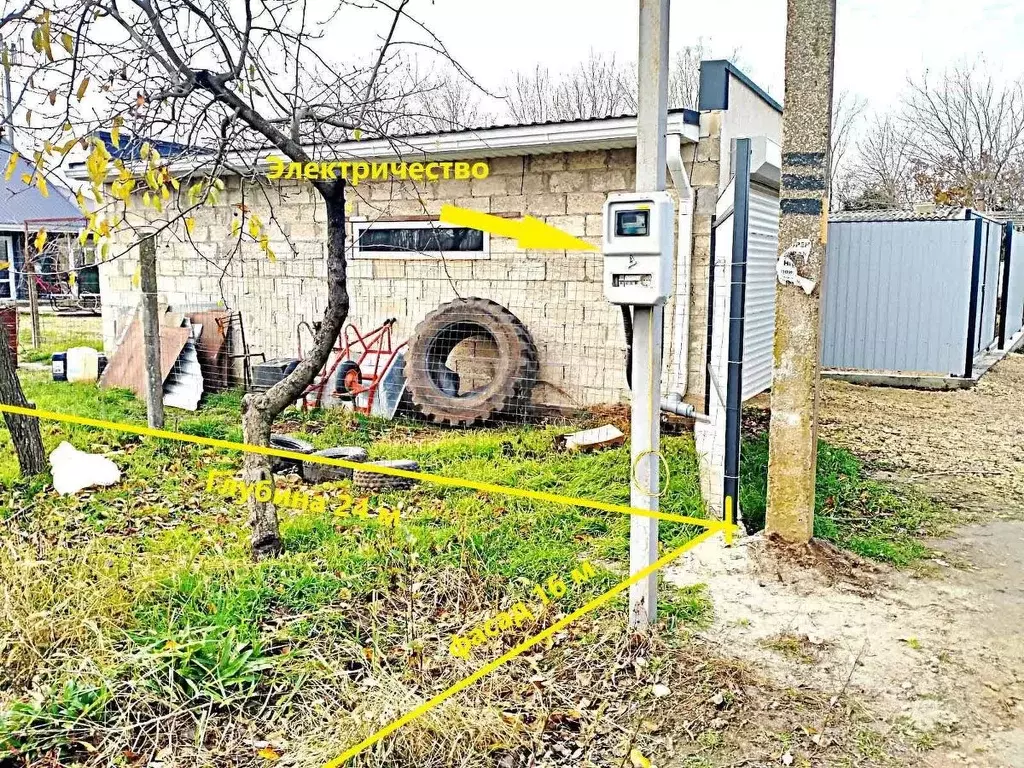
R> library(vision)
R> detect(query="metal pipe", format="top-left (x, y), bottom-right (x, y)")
top-left (666, 133), bottom-right (694, 398)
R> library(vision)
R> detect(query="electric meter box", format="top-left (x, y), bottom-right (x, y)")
top-left (602, 191), bottom-right (675, 306)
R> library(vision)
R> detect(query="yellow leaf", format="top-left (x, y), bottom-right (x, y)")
top-left (231, 219), bottom-right (240, 238)
top-left (35, 174), bottom-right (49, 198)
top-left (266, 247), bottom-right (276, 263)
top-left (140, 141), bottom-right (151, 161)
top-left (111, 116), bottom-right (122, 148)
top-left (68, 272), bottom-right (76, 287)
top-left (257, 747), bottom-right (281, 761)
top-left (4, 152), bottom-right (18, 181)
top-left (63, 120), bottom-right (72, 132)
top-left (101, 242), bottom-right (110, 260)
top-left (76, 77), bottom-right (90, 101)
top-left (78, 230), bottom-right (88, 246)
top-left (185, 217), bottom-right (195, 235)
top-left (353, 128), bottom-right (362, 141)
top-left (20, 173), bottom-right (31, 185)
top-left (33, 229), bottom-right (47, 252)
top-left (629, 749), bottom-right (652, 768)
top-left (131, 264), bottom-right (140, 288)
top-left (61, 32), bottom-right (73, 53)
top-left (142, 191), bottom-right (151, 208)
top-left (0, 261), bottom-right (8, 270)
top-left (76, 189), bottom-right (85, 208)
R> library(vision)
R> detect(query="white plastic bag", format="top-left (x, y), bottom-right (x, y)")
top-left (49, 441), bottom-right (122, 495)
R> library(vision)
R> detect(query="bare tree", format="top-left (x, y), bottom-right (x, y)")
top-left (506, 52), bottom-right (634, 123)
top-left (505, 44), bottom-right (743, 124)
top-left (7, 0), bottom-right (453, 558)
top-left (902, 62), bottom-right (1024, 209)
top-left (411, 69), bottom-right (490, 133)
top-left (828, 90), bottom-right (866, 210)
top-left (847, 114), bottom-right (917, 209)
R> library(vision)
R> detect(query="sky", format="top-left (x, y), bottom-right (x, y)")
top-left (404, 0), bottom-right (1024, 114)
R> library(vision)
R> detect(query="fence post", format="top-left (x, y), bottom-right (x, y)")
top-left (723, 139), bottom-right (751, 533)
top-left (999, 222), bottom-right (1013, 350)
top-left (964, 215), bottom-right (984, 378)
top-left (26, 248), bottom-right (41, 349)
top-left (139, 232), bottom-right (164, 428)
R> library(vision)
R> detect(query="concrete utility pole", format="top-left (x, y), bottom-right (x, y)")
top-left (765, 0), bottom-right (837, 542)
top-left (629, 0), bottom-right (670, 629)
top-left (139, 233), bottom-right (165, 428)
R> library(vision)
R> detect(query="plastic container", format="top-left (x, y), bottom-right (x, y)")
top-left (66, 347), bottom-right (100, 383)
top-left (51, 351), bottom-right (67, 381)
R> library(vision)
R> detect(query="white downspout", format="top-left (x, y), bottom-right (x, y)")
top-left (666, 133), bottom-right (694, 400)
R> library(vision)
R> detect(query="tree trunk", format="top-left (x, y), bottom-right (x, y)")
top-left (0, 330), bottom-right (46, 477)
top-left (242, 183), bottom-right (349, 560)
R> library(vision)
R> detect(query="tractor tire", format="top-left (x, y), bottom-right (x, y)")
top-left (405, 298), bottom-right (538, 427)
top-left (352, 459), bottom-right (420, 493)
top-left (302, 446), bottom-right (369, 484)
top-left (269, 434), bottom-right (315, 473)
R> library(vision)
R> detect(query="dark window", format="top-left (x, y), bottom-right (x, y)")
top-left (357, 225), bottom-right (484, 254)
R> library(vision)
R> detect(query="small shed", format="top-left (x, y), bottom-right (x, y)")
top-left (821, 206), bottom-right (1023, 385)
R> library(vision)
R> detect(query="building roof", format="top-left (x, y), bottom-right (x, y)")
top-left (0, 140), bottom-right (85, 232)
top-left (829, 206), bottom-right (969, 223)
top-left (69, 108), bottom-right (703, 180)
top-left (94, 130), bottom-right (211, 163)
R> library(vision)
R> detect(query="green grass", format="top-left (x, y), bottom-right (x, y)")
top-left (740, 430), bottom-right (945, 566)
top-left (0, 377), bottom-right (947, 763)
top-left (16, 313), bottom-right (103, 364)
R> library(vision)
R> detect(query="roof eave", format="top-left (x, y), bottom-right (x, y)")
top-left (67, 113), bottom-right (701, 181)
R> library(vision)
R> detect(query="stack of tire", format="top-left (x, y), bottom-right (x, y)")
top-left (404, 298), bottom-right (538, 428)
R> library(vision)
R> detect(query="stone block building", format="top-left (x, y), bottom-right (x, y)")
top-left (77, 60), bottom-right (781, 412)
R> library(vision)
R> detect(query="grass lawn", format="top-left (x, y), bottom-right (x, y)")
top-left (16, 312), bottom-right (103, 364)
top-left (0, 375), bottom-right (945, 767)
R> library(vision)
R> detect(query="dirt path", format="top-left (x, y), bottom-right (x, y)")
top-left (667, 354), bottom-right (1024, 766)
top-left (819, 353), bottom-right (1024, 518)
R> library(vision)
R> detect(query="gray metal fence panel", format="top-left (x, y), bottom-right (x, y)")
top-left (822, 220), bottom-right (975, 374)
top-left (975, 220), bottom-right (1001, 353)
top-left (1006, 228), bottom-right (1024, 342)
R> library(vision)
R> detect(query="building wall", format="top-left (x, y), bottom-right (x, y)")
top-left (101, 133), bottom-right (725, 409)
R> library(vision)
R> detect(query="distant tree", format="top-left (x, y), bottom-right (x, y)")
top-left (901, 63), bottom-right (1024, 209)
top-left (847, 115), bottom-right (917, 209)
top-left (505, 44), bottom-right (742, 123)
top-left (828, 90), bottom-right (866, 210)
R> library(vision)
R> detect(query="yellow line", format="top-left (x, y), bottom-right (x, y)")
top-left (323, 525), bottom-right (722, 768)
top-left (0, 403), bottom-right (718, 529)
top-left (725, 495), bottom-right (734, 546)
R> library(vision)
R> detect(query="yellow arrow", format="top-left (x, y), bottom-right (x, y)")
top-left (439, 204), bottom-right (598, 252)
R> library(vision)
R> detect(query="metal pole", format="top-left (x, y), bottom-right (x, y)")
top-left (629, 0), bottom-right (669, 629)
top-left (24, 223), bottom-right (40, 349)
top-left (1, 38), bottom-right (15, 148)
top-left (139, 233), bottom-right (164, 428)
top-left (723, 140), bottom-right (752, 524)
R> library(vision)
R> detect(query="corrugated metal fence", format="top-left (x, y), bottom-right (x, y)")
top-left (822, 213), bottom-right (1007, 377)
top-left (1002, 225), bottom-right (1024, 344)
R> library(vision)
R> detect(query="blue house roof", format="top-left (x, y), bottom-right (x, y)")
top-left (0, 140), bottom-right (84, 232)
top-left (94, 130), bottom-right (210, 162)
